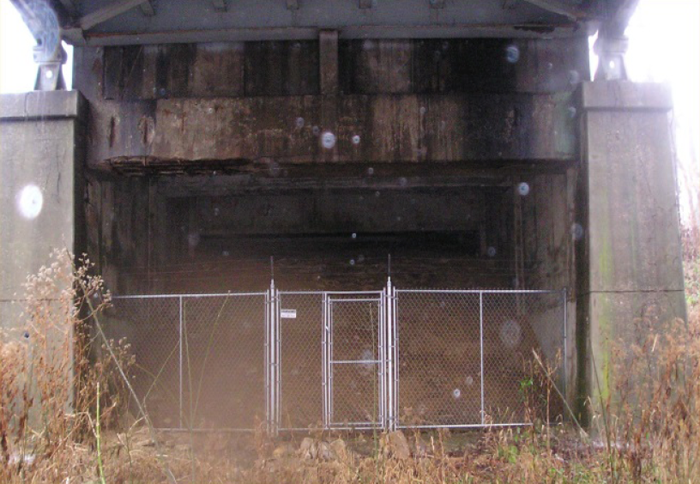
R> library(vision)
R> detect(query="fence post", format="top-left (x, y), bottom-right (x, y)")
top-left (479, 291), bottom-right (485, 425)
top-left (268, 279), bottom-right (277, 435)
top-left (562, 287), bottom-right (568, 401)
top-left (386, 277), bottom-right (393, 431)
top-left (265, 287), bottom-right (270, 434)
top-left (178, 295), bottom-right (183, 430)
top-left (275, 287), bottom-right (280, 436)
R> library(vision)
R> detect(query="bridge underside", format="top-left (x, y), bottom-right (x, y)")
top-left (0, 0), bottom-right (686, 426)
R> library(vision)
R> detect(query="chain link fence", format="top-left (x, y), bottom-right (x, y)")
top-left (393, 289), bottom-right (566, 428)
top-left (106, 293), bottom-right (267, 431)
top-left (104, 284), bottom-right (566, 432)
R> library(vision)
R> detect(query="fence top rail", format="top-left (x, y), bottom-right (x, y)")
top-left (111, 292), bottom-right (268, 300)
top-left (277, 290), bottom-right (384, 296)
top-left (111, 289), bottom-right (564, 299)
top-left (394, 289), bottom-right (563, 295)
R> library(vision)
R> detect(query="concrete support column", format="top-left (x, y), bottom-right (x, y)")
top-left (0, 91), bottom-right (87, 327)
top-left (575, 81), bottom-right (687, 421)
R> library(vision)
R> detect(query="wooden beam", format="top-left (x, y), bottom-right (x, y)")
top-left (319, 30), bottom-right (339, 96)
top-left (211, 0), bottom-right (227, 12)
top-left (79, 0), bottom-right (150, 30)
top-left (140, 94), bottom-right (575, 164)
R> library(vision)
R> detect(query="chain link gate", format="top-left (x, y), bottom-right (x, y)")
top-left (107, 282), bottom-right (566, 433)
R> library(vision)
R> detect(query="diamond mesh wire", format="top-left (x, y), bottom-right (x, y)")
top-left (105, 297), bottom-right (180, 428)
top-left (181, 294), bottom-right (266, 430)
top-left (108, 294), bottom-right (266, 430)
top-left (395, 290), bottom-right (565, 427)
top-left (107, 287), bottom-right (565, 432)
top-left (482, 292), bottom-right (565, 424)
top-left (277, 292), bottom-right (324, 430)
top-left (395, 291), bottom-right (482, 427)
top-left (329, 298), bottom-right (383, 427)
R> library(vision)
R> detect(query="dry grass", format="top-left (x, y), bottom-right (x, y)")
top-left (1, 247), bottom-right (699, 483)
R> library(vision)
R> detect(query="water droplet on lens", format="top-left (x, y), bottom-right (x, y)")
top-left (399, 177), bottom-right (408, 187)
top-left (312, 125), bottom-right (320, 136)
top-left (571, 223), bottom-right (584, 240)
top-left (452, 388), bottom-right (461, 399)
top-left (24, 331), bottom-right (30, 339)
top-left (465, 376), bottom-right (474, 386)
top-left (357, 255), bottom-right (365, 263)
top-left (367, 167), bottom-right (374, 176)
top-left (187, 232), bottom-right (201, 248)
top-left (500, 320), bottom-right (522, 348)
top-left (268, 161), bottom-right (281, 177)
top-left (505, 45), bottom-right (520, 63)
top-left (295, 117), bottom-right (305, 128)
top-left (213, 207), bottom-right (220, 216)
top-left (321, 132), bottom-right (336, 149)
top-left (351, 233), bottom-right (357, 239)
top-left (517, 182), bottom-right (530, 196)
top-left (568, 70), bottom-right (580, 85)
top-left (374, 191), bottom-right (381, 198)
top-left (222, 250), bottom-right (230, 257)
top-left (419, 106), bottom-right (426, 115)
top-left (568, 106), bottom-right (577, 119)
top-left (17, 185), bottom-right (43, 219)
top-left (349, 259), bottom-right (356, 266)
top-left (487, 246), bottom-right (497, 258)
top-left (352, 135), bottom-right (361, 145)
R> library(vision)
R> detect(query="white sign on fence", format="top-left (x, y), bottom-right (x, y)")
top-left (280, 309), bottom-right (297, 319)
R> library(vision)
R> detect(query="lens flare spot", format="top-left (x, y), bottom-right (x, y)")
top-left (17, 185), bottom-right (43, 219)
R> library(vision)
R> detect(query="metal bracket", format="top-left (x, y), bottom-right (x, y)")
top-left (10, 0), bottom-right (67, 90)
top-left (594, 35), bottom-right (629, 81)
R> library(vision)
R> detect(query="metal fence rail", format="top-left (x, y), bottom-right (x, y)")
top-left (106, 281), bottom-right (566, 433)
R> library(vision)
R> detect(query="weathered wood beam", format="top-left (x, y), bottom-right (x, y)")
top-left (136, 93), bottom-right (575, 164)
top-left (319, 30), bottom-right (339, 96)
top-left (79, 0), bottom-right (150, 30)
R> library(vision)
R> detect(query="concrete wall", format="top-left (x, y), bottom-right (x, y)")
top-left (575, 81), bottom-right (687, 420)
top-left (0, 91), bottom-right (86, 329)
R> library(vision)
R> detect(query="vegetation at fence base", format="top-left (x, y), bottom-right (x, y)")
top-left (1, 246), bottom-right (699, 483)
